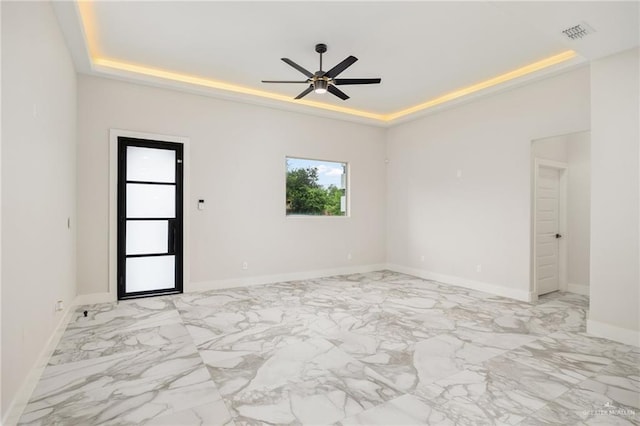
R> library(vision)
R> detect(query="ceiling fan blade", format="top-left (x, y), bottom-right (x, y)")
top-left (262, 80), bottom-right (309, 83)
top-left (294, 85), bottom-right (314, 100)
top-left (281, 58), bottom-right (313, 78)
top-left (327, 84), bottom-right (350, 100)
top-left (333, 78), bottom-right (381, 85)
top-left (325, 56), bottom-right (358, 78)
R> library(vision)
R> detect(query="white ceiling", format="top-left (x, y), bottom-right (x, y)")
top-left (54, 1), bottom-right (639, 124)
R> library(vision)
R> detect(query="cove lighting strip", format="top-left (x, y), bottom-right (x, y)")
top-left (92, 58), bottom-right (385, 120)
top-left (78, 2), bottom-right (577, 123)
top-left (384, 50), bottom-right (577, 121)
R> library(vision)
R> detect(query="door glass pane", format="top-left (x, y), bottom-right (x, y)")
top-left (126, 255), bottom-right (175, 293)
top-left (127, 184), bottom-right (175, 218)
top-left (126, 221), bottom-right (168, 255)
top-left (127, 146), bottom-right (175, 183)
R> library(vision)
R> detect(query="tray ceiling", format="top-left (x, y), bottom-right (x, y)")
top-left (53, 1), bottom-right (639, 125)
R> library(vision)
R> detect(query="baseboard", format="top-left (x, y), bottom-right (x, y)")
top-left (71, 265), bottom-right (389, 303)
top-left (73, 292), bottom-right (115, 305)
top-left (2, 300), bottom-right (77, 426)
top-left (567, 283), bottom-right (589, 296)
top-left (385, 263), bottom-right (533, 302)
top-left (47, 263), bottom-right (535, 306)
top-left (587, 319), bottom-right (640, 347)
top-left (187, 263), bottom-right (388, 292)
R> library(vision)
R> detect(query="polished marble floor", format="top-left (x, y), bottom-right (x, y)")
top-left (18, 271), bottom-right (639, 425)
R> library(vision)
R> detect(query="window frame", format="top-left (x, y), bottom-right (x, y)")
top-left (285, 155), bottom-right (350, 218)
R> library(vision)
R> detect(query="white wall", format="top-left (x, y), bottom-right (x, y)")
top-left (386, 67), bottom-right (590, 300)
top-left (567, 132), bottom-right (591, 290)
top-left (532, 135), bottom-right (568, 162)
top-left (1, 1), bottom-right (77, 418)
top-left (0, 2), bottom-right (4, 415)
top-left (76, 76), bottom-right (387, 296)
top-left (589, 48), bottom-right (639, 345)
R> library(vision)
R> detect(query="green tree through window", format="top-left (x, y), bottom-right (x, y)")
top-left (286, 158), bottom-right (347, 216)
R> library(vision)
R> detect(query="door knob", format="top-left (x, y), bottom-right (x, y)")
top-left (555, 233), bottom-right (562, 239)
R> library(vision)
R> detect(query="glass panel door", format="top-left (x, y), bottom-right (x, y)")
top-left (118, 137), bottom-right (183, 299)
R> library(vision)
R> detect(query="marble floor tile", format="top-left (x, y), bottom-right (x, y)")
top-left (447, 324), bottom-right (539, 351)
top-left (521, 377), bottom-right (640, 425)
top-left (482, 355), bottom-right (573, 402)
top-left (579, 375), bottom-right (640, 410)
top-left (600, 360), bottom-right (640, 382)
top-left (20, 359), bottom-right (223, 425)
top-left (502, 334), bottom-right (614, 385)
top-left (212, 337), bottom-right (402, 424)
top-left (19, 339), bottom-right (223, 425)
top-left (537, 290), bottom-right (590, 308)
top-left (525, 299), bottom-right (588, 334)
top-left (49, 322), bottom-right (193, 366)
top-left (145, 399), bottom-right (234, 426)
top-left (466, 312), bottom-right (546, 337)
top-left (16, 271), bottom-right (639, 425)
top-left (62, 298), bottom-right (182, 343)
top-left (422, 366), bottom-right (547, 425)
top-left (413, 334), bottom-right (505, 387)
top-left (340, 394), bottom-right (454, 425)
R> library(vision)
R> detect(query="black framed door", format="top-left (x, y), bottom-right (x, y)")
top-left (117, 137), bottom-right (183, 300)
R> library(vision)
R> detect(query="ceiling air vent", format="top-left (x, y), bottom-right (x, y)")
top-left (561, 22), bottom-right (595, 40)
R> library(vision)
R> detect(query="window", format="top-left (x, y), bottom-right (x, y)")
top-left (286, 157), bottom-right (347, 216)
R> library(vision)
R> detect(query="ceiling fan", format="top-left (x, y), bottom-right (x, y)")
top-left (262, 43), bottom-right (381, 100)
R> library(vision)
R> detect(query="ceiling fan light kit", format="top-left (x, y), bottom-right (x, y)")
top-left (314, 79), bottom-right (328, 94)
top-left (262, 43), bottom-right (382, 101)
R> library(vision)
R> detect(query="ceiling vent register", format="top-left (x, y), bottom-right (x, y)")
top-left (561, 22), bottom-right (595, 40)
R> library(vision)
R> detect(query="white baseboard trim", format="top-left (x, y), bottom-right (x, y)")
top-left (73, 292), bottom-right (115, 305)
top-left (187, 263), bottom-right (388, 292)
top-left (567, 283), bottom-right (589, 296)
top-left (386, 263), bottom-right (533, 302)
top-left (587, 319), bottom-right (640, 347)
top-left (2, 300), bottom-right (77, 426)
top-left (70, 265), bottom-right (389, 304)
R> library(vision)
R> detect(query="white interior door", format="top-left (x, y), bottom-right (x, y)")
top-left (536, 166), bottom-right (561, 295)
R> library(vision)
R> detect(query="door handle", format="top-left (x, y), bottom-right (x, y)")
top-left (555, 233), bottom-right (562, 239)
top-left (168, 219), bottom-right (176, 254)
top-left (173, 224), bottom-right (177, 254)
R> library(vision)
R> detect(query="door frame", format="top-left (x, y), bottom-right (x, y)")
top-left (532, 158), bottom-right (568, 297)
top-left (117, 137), bottom-right (184, 300)
top-left (109, 129), bottom-right (190, 302)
